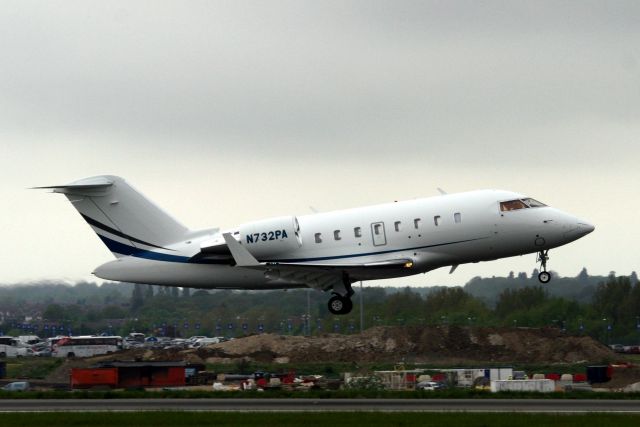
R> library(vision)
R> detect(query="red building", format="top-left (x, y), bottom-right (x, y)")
top-left (71, 361), bottom-right (186, 389)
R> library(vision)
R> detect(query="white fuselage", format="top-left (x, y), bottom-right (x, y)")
top-left (93, 189), bottom-right (593, 289)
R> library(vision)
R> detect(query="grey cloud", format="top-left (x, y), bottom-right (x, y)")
top-left (0, 1), bottom-right (638, 168)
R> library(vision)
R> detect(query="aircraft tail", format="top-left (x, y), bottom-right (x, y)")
top-left (35, 175), bottom-right (189, 257)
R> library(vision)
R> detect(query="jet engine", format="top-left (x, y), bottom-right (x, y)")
top-left (238, 216), bottom-right (302, 258)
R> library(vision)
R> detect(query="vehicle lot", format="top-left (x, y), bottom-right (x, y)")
top-left (3, 326), bottom-right (640, 394)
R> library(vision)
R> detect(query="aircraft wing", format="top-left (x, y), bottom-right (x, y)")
top-left (221, 233), bottom-right (413, 290)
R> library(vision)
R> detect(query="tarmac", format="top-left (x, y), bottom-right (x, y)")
top-left (1, 398), bottom-right (640, 412)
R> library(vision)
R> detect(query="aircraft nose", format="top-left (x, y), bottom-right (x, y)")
top-left (560, 216), bottom-right (595, 241)
top-left (566, 220), bottom-right (595, 239)
top-left (577, 221), bottom-right (595, 235)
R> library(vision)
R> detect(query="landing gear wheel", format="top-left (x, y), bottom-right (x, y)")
top-left (536, 249), bottom-right (551, 284)
top-left (328, 294), bottom-right (353, 315)
top-left (538, 271), bottom-right (551, 284)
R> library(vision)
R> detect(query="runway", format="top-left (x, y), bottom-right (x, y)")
top-left (1, 398), bottom-right (640, 413)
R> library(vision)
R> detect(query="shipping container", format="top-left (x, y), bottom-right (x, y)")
top-left (71, 361), bottom-right (186, 389)
top-left (71, 368), bottom-right (118, 389)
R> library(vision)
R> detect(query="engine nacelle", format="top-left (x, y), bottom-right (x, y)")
top-left (239, 216), bottom-right (302, 258)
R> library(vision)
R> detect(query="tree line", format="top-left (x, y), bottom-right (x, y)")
top-left (0, 270), bottom-right (639, 344)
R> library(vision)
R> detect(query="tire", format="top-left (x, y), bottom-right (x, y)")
top-left (328, 295), bottom-right (353, 315)
top-left (67, 352), bottom-right (76, 358)
top-left (0, 352), bottom-right (6, 358)
top-left (328, 295), bottom-right (345, 315)
top-left (538, 271), bottom-right (551, 284)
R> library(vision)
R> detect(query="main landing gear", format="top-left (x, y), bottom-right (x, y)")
top-left (327, 274), bottom-right (354, 315)
top-left (537, 250), bottom-right (551, 284)
top-left (328, 294), bottom-right (353, 315)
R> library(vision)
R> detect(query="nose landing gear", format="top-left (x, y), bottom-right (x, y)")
top-left (537, 250), bottom-right (551, 283)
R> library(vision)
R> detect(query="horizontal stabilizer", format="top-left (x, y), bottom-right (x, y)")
top-left (31, 176), bottom-right (114, 191)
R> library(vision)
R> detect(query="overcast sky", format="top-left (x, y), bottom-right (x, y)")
top-left (1, 1), bottom-right (638, 287)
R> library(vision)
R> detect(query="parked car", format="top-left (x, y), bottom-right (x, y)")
top-left (610, 344), bottom-right (624, 353)
top-left (191, 337), bottom-right (222, 348)
top-left (2, 381), bottom-right (30, 392)
top-left (417, 381), bottom-right (444, 391)
top-left (34, 348), bottom-right (52, 357)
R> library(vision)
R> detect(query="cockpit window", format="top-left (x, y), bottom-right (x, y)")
top-left (500, 199), bottom-right (529, 212)
top-left (500, 198), bottom-right (547, 212)
top-left (522, 198), bottom-right (546, 208)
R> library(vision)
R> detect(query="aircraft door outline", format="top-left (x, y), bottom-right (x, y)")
top-left (370, 222), bottom-right (387, 246)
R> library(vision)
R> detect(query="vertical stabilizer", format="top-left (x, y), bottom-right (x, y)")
top-left (36, 175), bottom-right (188, 257)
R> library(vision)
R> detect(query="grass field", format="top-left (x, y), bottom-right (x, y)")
top-left (2, 412), bottom-right (640, 427)
top-left (4, 358), bottom-right (63, 379)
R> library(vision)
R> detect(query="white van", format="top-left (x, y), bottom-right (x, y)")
top-left (0, 336), bottom-right (31, 358)
top-left (2, 381), bottom-right (31, 391)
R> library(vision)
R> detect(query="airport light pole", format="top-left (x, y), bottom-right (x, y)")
top-left (306, 288), bottom-right (311, 337)
top-left (359, 281), bottom-right (364, 334)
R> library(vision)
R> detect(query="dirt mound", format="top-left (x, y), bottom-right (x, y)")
top-left (185, 326), bottom-right (614, 365)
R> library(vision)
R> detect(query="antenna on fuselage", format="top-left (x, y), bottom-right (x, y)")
top-left (437, 188), bottom-right (447, 195)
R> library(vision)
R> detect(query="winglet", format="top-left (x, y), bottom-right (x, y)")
top-left (222, 233), bottom-right (260, 267)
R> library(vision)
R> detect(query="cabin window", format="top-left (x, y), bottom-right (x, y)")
top-left (394, 221), bottom-right (401, 232)
top-left (354, 227), bottom-right (362, 238)
top-left (314, 233), bottom-right (322, 243)
top-left (434, 215), bottom-right (441, 226)
top-left (454, 212), bottom-right (461, 223)
top-left (373, 223), bottom-right (382, 235)
top-left (334, 230), bottom-right (341, 240)
top-left (500, 200), bottom-right (529, 212)
top-left (413, 218), bottom-right (421, 229)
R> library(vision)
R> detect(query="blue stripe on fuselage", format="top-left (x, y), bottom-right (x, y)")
top-left (97, 235), bottom-right (191, 262)
top-left (97, 234), bottom-right (486, 265)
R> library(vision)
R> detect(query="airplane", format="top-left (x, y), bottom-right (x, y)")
top-left (36, 175), bottom-right (594, 315)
